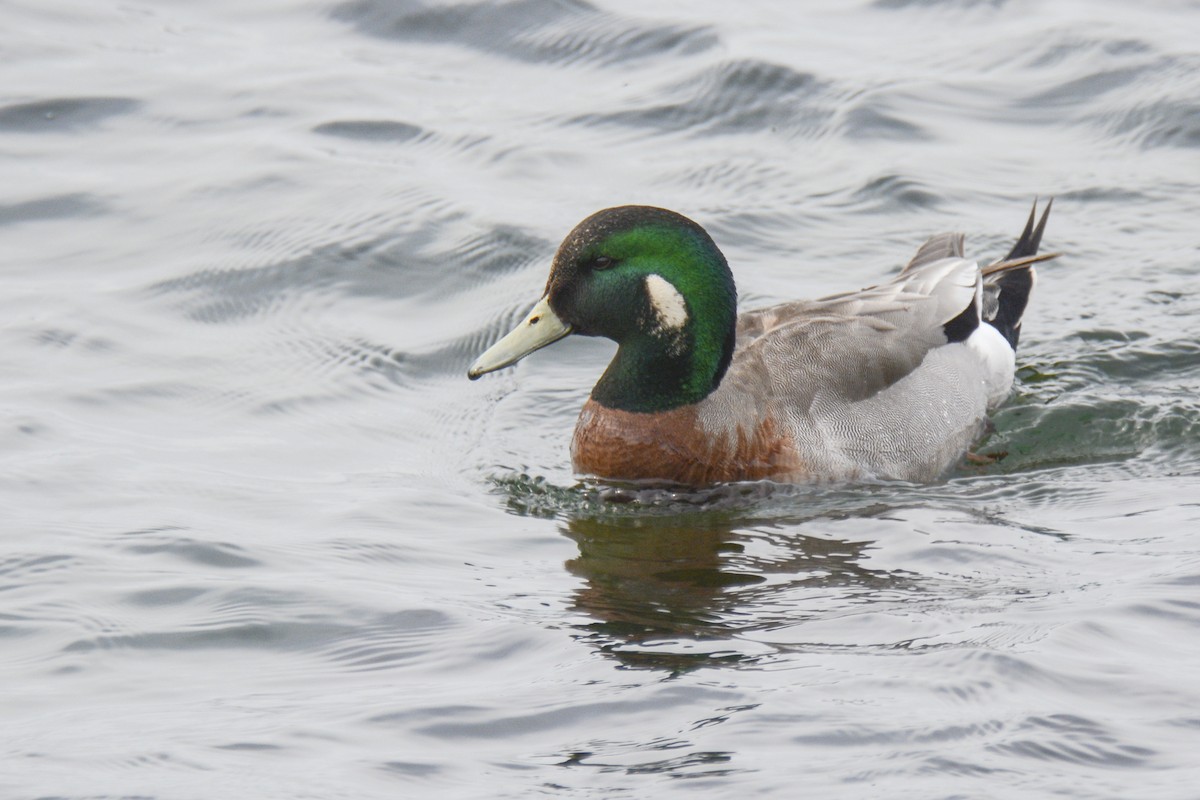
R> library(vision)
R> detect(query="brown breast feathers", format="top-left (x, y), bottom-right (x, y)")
top-left (570, 399), bottom-right (799, 485)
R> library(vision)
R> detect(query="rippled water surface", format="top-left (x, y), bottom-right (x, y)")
top-left (4, 0), bottom-right (1200, 797)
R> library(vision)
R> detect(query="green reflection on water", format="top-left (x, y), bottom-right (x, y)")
top-left (494, 473), bottom-right (924, 672)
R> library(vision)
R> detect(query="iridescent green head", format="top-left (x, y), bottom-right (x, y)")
top-left (468, 206), bottom-right (738, 413)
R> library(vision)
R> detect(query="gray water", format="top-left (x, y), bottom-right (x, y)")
top-left (4, 0), bottom-right (1200, 797)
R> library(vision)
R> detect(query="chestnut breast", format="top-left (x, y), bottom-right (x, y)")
top-left (570, 399), bottom-right (801, 485)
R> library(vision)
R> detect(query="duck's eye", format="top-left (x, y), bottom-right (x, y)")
top-left (591, 256), bottom-right (615, 271)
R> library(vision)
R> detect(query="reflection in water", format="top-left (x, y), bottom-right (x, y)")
top-left (559, 496), bottom-right (913, 672)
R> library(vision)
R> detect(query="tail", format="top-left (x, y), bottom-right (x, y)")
top-left (983, 199), bottom-right (1054, 350)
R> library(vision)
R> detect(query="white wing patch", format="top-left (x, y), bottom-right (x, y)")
top-left (644, 274), bottom-right (688, 331)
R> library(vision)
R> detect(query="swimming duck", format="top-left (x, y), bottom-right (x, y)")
top-left (468, 202), bottom-right (1054, 485)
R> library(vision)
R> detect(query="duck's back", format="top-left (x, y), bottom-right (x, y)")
top-left (695, 254), bottom-right (1011, 482)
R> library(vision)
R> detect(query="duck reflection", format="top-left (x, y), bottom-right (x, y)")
top-left (561, 498), bottom-right (907, 671)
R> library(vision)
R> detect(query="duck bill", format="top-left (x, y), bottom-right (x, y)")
top-left (468, 296), bottom-right (572, 379)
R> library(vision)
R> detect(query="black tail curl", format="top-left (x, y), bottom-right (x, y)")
top-left (984, 199), bottom-right (1054, 350)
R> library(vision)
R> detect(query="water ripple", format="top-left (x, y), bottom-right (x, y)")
top-left (313, 119), bottom-right (429, 144)
top-left (149, 217), bottom-right (548, 324)
top-left (0, 96), bottom-right (139, 132)
top-left (569, 59), bottom-right (835, 137)
top-left (991, 715), bottom-right (1156, 767)
top-left (0, 193), bottom-right (107, 226)
top-left (332, 0), bottom-right (717, 66)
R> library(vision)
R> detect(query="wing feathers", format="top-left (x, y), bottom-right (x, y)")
top-left (903, 232), bottom-right (965, 273)
top-left (728, 202), bottom-right (1055, 409)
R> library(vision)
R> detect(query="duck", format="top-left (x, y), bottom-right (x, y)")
top-left (468, 201), bottom-right (1055, 485)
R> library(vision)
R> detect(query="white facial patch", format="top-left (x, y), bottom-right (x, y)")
top-left (644, 274), bottom-right (688, 331)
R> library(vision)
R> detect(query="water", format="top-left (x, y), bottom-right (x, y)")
top-left (3, 0), bottom-right (1200, 796)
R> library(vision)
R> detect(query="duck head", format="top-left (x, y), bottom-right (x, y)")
top-left (468, 206), bottom-right (738, 413)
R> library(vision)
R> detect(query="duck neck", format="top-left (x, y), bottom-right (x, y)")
top-left (590, 314), bottom-right (735, 414)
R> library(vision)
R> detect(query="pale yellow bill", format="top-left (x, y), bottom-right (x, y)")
top-left (467, 296), bottom-right (572, 379)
